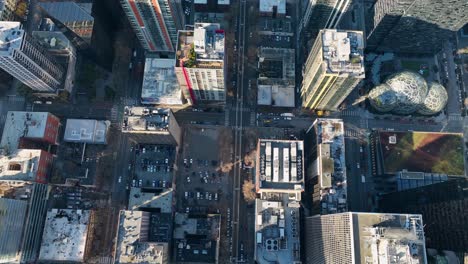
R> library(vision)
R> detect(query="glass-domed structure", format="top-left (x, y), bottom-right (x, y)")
top-left (385, 71), bottom-right (428, 114)
top-left (418, 82), bottom-right (448, 115)
top-left (368, 83), bottom-right (397, 113)
top-left (367, 71), bottom-right (446, 115)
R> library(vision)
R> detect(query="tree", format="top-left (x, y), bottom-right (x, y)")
top-left (17, 84), bottom-right (33, 99)
top-left (242, 180), bottom-right (256, 204)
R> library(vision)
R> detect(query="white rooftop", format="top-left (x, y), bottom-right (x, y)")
top-left (259, 0), bottom-right (286, 14)
top-left (218, 0), bottom-right (230, 4)
top-left (128, 187), bottom-right (173, 212)
top-left (0, 21), bottom-right (25, 57)
top-left (63, 119), bottom-right (109, 144)
top-left (257, 84), bottom-right (295, 107)
top-left (39, 209), bottom-right (91, 262)
top-left (0, 149), bottom-right (44, 181)
top-left (0, 111), bottom-right (51, 152)
top-left (321, 29), bottom-right (365, 75)
top-left (141, 58), bottom-right (182, 105)
top-left (115, 211), bottom-right (168, 264)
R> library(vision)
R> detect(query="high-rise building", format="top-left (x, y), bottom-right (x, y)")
top-left (305, 212), bottom-right (427, 264)
top-left (299, 0), bottom-right (353, 37)
top-left (175, 23), bottom-right (225, 105)
top-left (379, 178), bottom-right (468, 254)
top-left (0, 198), bottom-right (28, 263)
top-left (366, 0), bottom-right (468, 54)
top-left (120, 0), bottom-right (184, 52)
top-left (0, 0), bottom-right (25, 21)
top-left (0, 22), bottom-right (64, 92)
top-left (301, 29), bottom-right (364, 111)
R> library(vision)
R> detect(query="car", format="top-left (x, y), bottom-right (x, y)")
top-left (45, 101), bottom-right (52, 105)
top-left (33, 100), bottom-right (42, 104)
top-left (214, 193), bottom-right (218, 201)
top-left (139, 179), bottom-right (143, 186)
top-left (184, 158), bottom-right (187, 165)
top-left (162, 181), bottom-right (167, 188)
top-left (190, 158), bottom-right (193, 164)
top-left (186, 176), bottom-right (191, 183)
top-left (359, 147), bottom-right (363, 153)
top-left (186, 207), bottom-right (190, 213)
top-left (197, 192), bottom-right (201, 199)
top-left (165, 158), bottom-right (169, 164)
top-left (185, 192), bottom-right (188, 199)
top-left (205, 192), bottom-right (209, 199)
top-left (142, 148), bottom-right (146, 154)
top-left (118, 176), bottom-right (122, 183)
top-left (132, 180), bottom-right (136, 187)
top-left (356, 163), bottom-right (360, 169)
top-left (128, 164), bottom-right (132, 171)
top-left (152, 180), bottom-right (156, 187)
top-left (208, 193), bottom-right (212, 200)
top-left (203, 177), bottom-right (208, 184)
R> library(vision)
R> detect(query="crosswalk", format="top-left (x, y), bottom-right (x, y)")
top-left (111, 105), bottom-right (119, 123)
top-left (344, 129), bottom-right (360, 138)
top-left (340, 109), bottom-right (360, 117)
top-left (96, 256), bottom-right (113, 264)
top-left (225, 109), bottom-right (230, 126)
top-left (7, 96), bottom-right (25, 103)
top-left (448, 114), bottom-right (463, 121)
top-left (250, 111), bottom-right (256, 126)
top-left (122, 97), bottom-right (137, 106)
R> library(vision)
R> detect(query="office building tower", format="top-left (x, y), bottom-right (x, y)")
top-left (301, 29), bottom-right (364, 111)
top-left (0, 0), bottom-right (25, 21)
top-left (299, 0), bottom-right (353, 37)
top-left (380, 178), bottom-right (468, 254)
top-left (0, 198), bottom-right (28, 263)
top-left (38, 2), bottom-right (94, 50)
top-left (175, 23), bottom-right (225, 105)
top-left (366, 0), bottom-right (468, 54)
top-left (120, 0), bottom-right (184, 52)
top-left (305, 212), bottom-right (427, 264)
top-left (0, 22), bottom-right (64, 92)
top-left (0, 181), bottom-right (50, 264)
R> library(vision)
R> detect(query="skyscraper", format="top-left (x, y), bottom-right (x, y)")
top-left (301, 29), bottom-right (364, 111)
top-left (0, 198), bottom-right (28, 263)
top-left (379, 178), bottom-right (468, 254)
top-left (305, 212), bottom-right (427, 264)
top-left (120, 0), bottom-right (184, 52)
top-left (299, 0), bottom-right (353, 37)
top-left (174, 23), bottom-right (225, 105)
top-left (366, 0), bottom-right (468, 53)
top-left (0, 22), bottom-right (64, 93)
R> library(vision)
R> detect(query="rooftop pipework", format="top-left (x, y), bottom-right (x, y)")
top-left (0, 21), bottom-right (24, 55)
top-left (321, 29), bottom-right (364, 75)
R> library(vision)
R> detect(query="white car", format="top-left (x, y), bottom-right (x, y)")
top-left (118, 176), bottom-right (122, 183)
top-left (186, 176), bottom-right (191, 183)
top-left (186, 207), bottom-right (190, 213)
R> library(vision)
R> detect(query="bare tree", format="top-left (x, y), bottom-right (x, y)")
top-left (242, 180), bottom-right (256, 203)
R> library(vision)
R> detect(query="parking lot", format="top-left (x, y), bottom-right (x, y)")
top-left (175, 126), bottom-right (233, 263)
top-left (132, 144), bottom-right (176, 189)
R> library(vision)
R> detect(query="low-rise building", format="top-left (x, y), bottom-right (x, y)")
top-left (115, 210), bottom-right (169, 264)
top-left (255, 139), bottom-right (304, 200)
top-left (306, 118), bottom-right (347, 215)
top-left (141, 57), bottom-right (184, 105)
top-left (173, 213), bottom-right (221, 263)
top-left (257, 47), bottom-right (295, 108)
top-left (63, 119), bottom-right (110, 144)
top-left (305, 212), bottom-right (427, 264)
top-left (122, 107), bottom-right (181, 145)
top-left (38, 209), bottom-right (92, 263)
top-left (0, 111), bottom-right (60, 152)
top-left (128, 187), bottom-right (173, 212)
top-left (175, 23), bottom-right (226, 105)
top-left (254, 196), bottom-right (301, 264)
top-left (0, 149), bottom-right (53, 183)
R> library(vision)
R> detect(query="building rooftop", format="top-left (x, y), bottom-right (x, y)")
top-left (0, 197), bottom-right (28, 263)
top-left (311, 118), bottom-right (347, 214)
top-left (396, 171), bottom-right (448, 191)
top-left (259, 0), bottom-right (286, 14)
top-left (128, 187), bottom-right (173, 212)
top-left (142, 58), bottom-right (183, 105)
top-left (176, 23), bottom-right (224, 69)
top-left (173, 213), bottom-right (221, 263)
top-left (149, 213), bottom-right (173, 243)
top-left (0, 180), bottom-right (35, 200)
top-left (115, 211), bottom-right (169, 264)
top-left (254, 196), bottom-right (301, 264)
top-left (377, 131), bottom-right (464, 176)
top-left (353, 213), bottom-right (427, 264)
top-left (0, 149), bottom-right (45, 181)
top-left (32, 30), bottom-right (75, 54)
top-left (258, 47), bottom-right (295, 82)
top-left (320, 29), bottom-right (365, 76)
top-left (0, 21), bottom-right (24, 57)
top-left (256, 139), bottom-right (304, 198)
top-left (257, 84), bottom-right (295, 107)
top-left (39, 209), bottom-right (91, 262)
top-left (0, 111), bottom-right (52, 152)
top-left (123, 107), bottom-right (171, 133)
top-left (63, 119), bottom-right (109, 144)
